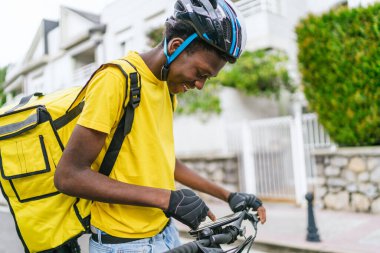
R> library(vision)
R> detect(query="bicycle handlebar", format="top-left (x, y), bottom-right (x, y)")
top-left (209, 230), bottom-right (236, 245)
top-left (167, 226), bottom-right (239, 253)
top-left (166, 210), bottom-right (258, 253)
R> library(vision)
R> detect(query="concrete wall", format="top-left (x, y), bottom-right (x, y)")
top-left (177, 154), bottom-right (240, 203)
top-left (313, 147), bottom-right (380, 213)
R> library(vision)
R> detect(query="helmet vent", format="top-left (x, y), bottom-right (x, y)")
top-left (175, 1), bottom-right (185, 12)
top-left (191, 0), bottom-right (203, 7)
top-left (210, 0), bottom-right (217, 9)
top-left (222, 19), bottom-right (232, 44)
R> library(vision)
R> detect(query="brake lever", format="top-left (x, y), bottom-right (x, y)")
top-left (246, 212), bottom-right (259, 230)
top-left (230, 211), bottom-right (246, 229)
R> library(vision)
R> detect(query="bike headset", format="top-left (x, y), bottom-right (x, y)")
top-left (161, 0), bottom-right (247, 81)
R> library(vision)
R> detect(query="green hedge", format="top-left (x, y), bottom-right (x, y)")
top-left (296, 4), bottom-right (380, 146)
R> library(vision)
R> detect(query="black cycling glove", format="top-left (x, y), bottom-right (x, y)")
top-left (164, 189), bottom-right (209, 230)
top-left (228, 192), bottom-right (263, 212)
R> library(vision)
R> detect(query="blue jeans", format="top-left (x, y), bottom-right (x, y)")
top-left (89, 221), bottom-right (182, 253)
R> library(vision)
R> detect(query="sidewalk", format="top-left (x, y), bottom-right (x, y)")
top-left (1, 202), bottom-right (380, 253)
top-left (175, 201), bottom-right (380, 253)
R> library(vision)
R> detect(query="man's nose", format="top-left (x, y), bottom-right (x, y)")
top-left (194, 79), bottom-right (205, 90)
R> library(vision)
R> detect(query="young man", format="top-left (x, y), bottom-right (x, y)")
top-left (55, 0), bottom-right (266, 252)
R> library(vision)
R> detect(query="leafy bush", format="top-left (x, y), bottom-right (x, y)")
top-left (212, 49), bottom-right (295, 98)
top-left (176, 82), bottom-right (221, 116)
top-left (296, 4), bottom-right (380, 146)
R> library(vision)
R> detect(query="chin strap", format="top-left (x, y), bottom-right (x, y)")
top-left (161, 33), bottom-right (198, 81)
top-left (161, 64), bottom-right (170, 81)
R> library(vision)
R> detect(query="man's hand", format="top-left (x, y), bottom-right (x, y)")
top-left (164, 189), bottom-right (215, 229)
top-left (228, 192), bottom-right (266, 224)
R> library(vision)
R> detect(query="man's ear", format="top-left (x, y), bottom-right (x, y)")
top-left (167, 38), bottom-right (184, 55)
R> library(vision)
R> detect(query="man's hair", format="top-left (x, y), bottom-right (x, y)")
top-left (160, 19), bottom-right (236, 64)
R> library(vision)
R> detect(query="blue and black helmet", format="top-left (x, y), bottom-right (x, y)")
top-left (173, 0), bottom-right (246, 58)
top-left (161, 0), bottom-right (246, 80)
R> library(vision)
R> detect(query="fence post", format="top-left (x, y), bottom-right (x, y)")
top-left (241, 121), bottom-right (257, 194)
top-left (290, 93), bottom-right (308, 205)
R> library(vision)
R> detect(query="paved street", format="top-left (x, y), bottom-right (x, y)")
top-left (0, 206), bottom-right (24, 253)
top-left (2, 202), bottom-right (380, 253)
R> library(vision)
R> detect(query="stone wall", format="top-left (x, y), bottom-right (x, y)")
top-left (314, 147), bottom-right (380, 213)
top-left (177, 154), bottom-right (240, 203)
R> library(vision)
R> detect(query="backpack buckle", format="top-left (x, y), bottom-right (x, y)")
top-left (129, 72), bottom-right (140, 108)
top-left (130, 86), bottom-right (141, 108)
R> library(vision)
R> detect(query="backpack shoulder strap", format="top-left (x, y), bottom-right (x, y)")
top-left (109, 59), bottom-right (141, 136)
top-left (98, 59), bottom-right (141, 176)
top-left (5, 92), bottom-right (44, 113)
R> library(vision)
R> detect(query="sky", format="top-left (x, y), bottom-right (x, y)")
top-left (0, 0), bottom-right (115, 67)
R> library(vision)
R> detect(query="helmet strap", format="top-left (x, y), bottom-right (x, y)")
top-left (161, 64), bottom-right (170, 81)
top-left (161, 33), bottom-right (198, 81)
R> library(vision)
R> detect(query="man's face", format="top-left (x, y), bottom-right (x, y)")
top-left (166, 49), bottom-right (226, 94)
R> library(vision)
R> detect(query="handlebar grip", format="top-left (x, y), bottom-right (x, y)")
top-left (211, 231), bottom-right (235, 245)
top-left (165, 241), bottom-right (199, 253)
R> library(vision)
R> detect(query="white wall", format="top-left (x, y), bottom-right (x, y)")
top-left (307, 0), bottom-right (346, 14)
top-left (30, 38), bottom-right (45, 62)
top-left (174, 116), bottom-right (229, 156)
top-left (60, 7), bottom-right (95, 48)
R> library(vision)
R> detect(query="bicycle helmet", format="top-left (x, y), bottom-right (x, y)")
top-left (161, 0), bottom-right (246, 80)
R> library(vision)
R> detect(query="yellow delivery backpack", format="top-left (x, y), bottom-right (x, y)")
top-left (0, 59), bottom-right (141, 253)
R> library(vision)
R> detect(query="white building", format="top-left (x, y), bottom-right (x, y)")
top-left (3, 0), bottom-right (378, 155)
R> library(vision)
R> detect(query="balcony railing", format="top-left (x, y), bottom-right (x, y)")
top-left (72, 62), bottom-right (97, 84)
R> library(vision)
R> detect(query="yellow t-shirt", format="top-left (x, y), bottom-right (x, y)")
top-left (77, 51), bottom-right (176, 238)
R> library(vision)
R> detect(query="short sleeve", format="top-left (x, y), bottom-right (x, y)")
top-left (77, 66), bottom-right (126, 134)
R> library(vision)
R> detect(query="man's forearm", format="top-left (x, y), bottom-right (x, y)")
top-left (55, 164), bottom-right (170, 210)
top-left (174, 158), bottom-right (230, 201)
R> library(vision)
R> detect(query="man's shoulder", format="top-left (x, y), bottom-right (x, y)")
top-left (103, 53), bottom-right (142, 77)
top-left (94, 64), bottom-right (127, 83)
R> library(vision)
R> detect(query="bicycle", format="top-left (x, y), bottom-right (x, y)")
top-left (166, 210), bottom-right (259, 253)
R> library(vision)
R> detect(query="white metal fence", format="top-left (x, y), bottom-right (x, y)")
top-left (226, 113), bottom-right (332, 204)
top-left (302, 113), bottom-right (334, 181)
